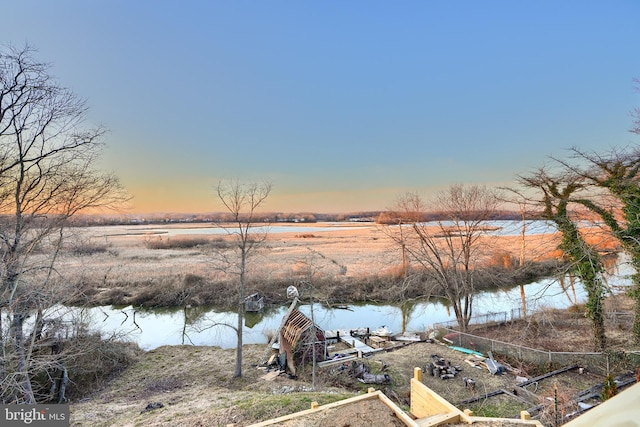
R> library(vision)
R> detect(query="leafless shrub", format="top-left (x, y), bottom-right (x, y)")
top-left (69, 241), bottom-right (111, 256)
top-left (69, 336), bottom-right (141, 399)
top-left (142, 235), bottom-right (211, 250)
top-left (101, 288), bottom-right (132, 306)
top-left (488, 250), bottom-right (518, 268)
top-left (30, 333), bottom-right (141, 401)
top-left (537, 383), bottom-right (578, 427)
top-left (208, 237), bottom-right (233, 249)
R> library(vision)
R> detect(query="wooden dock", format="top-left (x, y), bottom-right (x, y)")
top-left (325, 329), bottom-right (382, 355)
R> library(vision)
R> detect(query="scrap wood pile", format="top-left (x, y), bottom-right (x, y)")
top-left (463, 354), bottom-right (490, 370)
top-left (460, 352), bottom-right (508, 375)
top-left (328, 360), bottom-right (391, 385)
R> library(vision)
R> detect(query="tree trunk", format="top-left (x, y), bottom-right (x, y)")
top-left (234, 250), bottom-right (247, 378)
top-left (633, 282), bottom-right (640, 344)
top-left (12, 312), bottom-right (35, 403)
top-left (234, 306), bottom-right (244, 378)
top-left (519, 284), bottom-right (527, 318)
top-left (592, 313), bottom-right (607, 351)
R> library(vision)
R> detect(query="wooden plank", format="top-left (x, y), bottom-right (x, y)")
top-left (500, 389), bottom-right (537, 406)
top-left (411, 377), bottom-right (463, 419)
top-left (376, 390), bottom-right (422, 426)
top-left (317, 355), bottom-right (358, 368)
top-left (415, 412), bottom-right (460, 426)
top-left (369, 336), bottom-right (388, 348)
top-left (516, 365), bottom-right (578, 388)
top-left (261, 371), bottom-right (281, 381)
top-left (457, 389), bottom-right (505, 405)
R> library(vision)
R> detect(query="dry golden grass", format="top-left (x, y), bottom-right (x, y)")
top-left (57, 222), bottom-right (568, 308)
top-left (70, 344), bottom-right (355, 427)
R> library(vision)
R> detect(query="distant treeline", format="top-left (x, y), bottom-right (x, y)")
top-left (375, 209), bottom-right (541, 224)
top-left (64, 209), bottom-right (543, 227)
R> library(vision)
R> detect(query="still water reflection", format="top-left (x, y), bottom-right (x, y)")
top-left (83, 256), bottom-right (633, 350)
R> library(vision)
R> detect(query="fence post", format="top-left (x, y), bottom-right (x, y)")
top-left (549, 351), bottom-right (552, 365)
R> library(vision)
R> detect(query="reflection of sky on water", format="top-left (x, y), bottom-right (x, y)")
top-left (107, 219), bottom-right (557, 238)
top-left (83, 255), bottom-right (634, 350)
top-left (110, 224), bottom-right (373, 237)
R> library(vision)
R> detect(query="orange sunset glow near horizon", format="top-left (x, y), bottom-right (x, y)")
top-left (4, 2), bottom-right (637, 217)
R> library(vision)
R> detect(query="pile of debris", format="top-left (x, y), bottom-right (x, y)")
top-left (425, 354), bottom-right (463, 380)
top-left (336, 360), bottom-right (391, 385)
top-left (461, 351), bottom-right (505, 375)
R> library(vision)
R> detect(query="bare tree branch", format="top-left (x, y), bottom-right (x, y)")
top-left (213, 179), bottom-right (271, 378)
top-left (0, 44), bottom-right (129, 403)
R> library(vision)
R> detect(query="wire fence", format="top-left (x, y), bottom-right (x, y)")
top-left (433, 309), bottom-right (524, 330)
top-left (433, 310), bottom-right (640, 376)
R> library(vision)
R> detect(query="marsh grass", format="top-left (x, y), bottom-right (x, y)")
top-left (142, 235), bottom-right (230, 250)
top-left (55, 223), bottom-right (564, 308)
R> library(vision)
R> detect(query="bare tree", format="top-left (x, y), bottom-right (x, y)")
top-left (388, 185), bottom-right (500, 331)
top-left (214, 179), bottom-right (271, 378)
top-left (0, 45), bottom-right (129, 403)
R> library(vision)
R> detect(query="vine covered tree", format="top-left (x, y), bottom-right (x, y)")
top-left (518, 168), bottom-right (607, 350)
top-left (562, 146), bottom-right (640, 342)
top-left (0, 45), bottom-right (129, 403)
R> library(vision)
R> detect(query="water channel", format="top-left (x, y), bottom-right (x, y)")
top-left (77, 221), bottom-right (634, 350)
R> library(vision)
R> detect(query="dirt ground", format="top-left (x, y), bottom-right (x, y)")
top-left (269, 398), bottom-right (408, 427)
top-left (69, 335), bottom-right (621, 427)
top-left (70, 344), bottom-right (310, 426)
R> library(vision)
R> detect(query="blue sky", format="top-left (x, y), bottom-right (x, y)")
top-left (3, 1), bottom-right (639, 213)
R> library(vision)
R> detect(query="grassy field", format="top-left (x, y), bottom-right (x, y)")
top-left (55, 221), bottom-right (563, 308)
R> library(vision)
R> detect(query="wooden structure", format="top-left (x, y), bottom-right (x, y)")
top-left (244, 293), bottom-right (265, 312)
top-left (325, 329), bottom-right (380, 355)
top-left (369, 335), bottom-right (389, 349)
top-left (279, 308), bottom-right (326, 375)
top-left (247, 388), bottom-right (417, 427)
top-left (246, 367), bottom-right (543, 426)
top-left (259, 298), bottom-right (298, 365)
